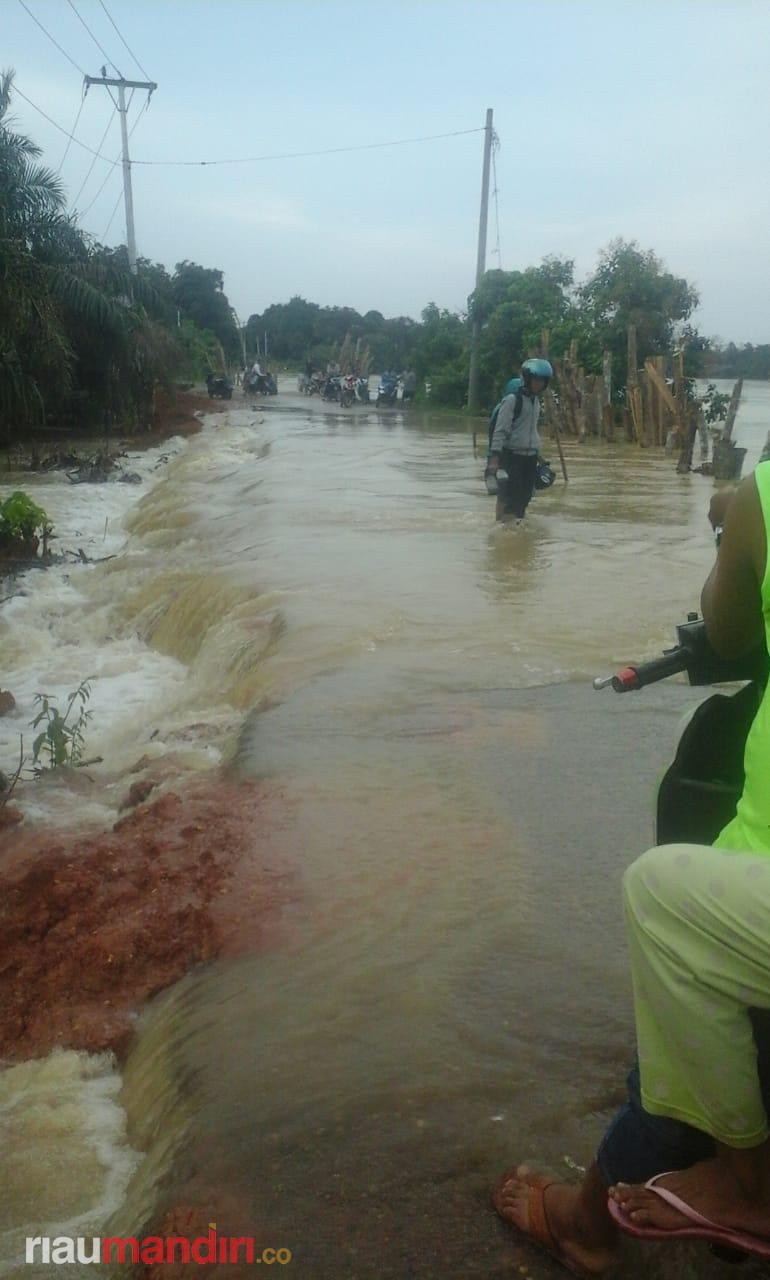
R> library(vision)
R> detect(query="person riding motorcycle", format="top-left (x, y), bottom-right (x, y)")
top-left (487, 358), bottom-right (553, 523)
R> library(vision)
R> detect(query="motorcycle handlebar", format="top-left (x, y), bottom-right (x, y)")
top-left (594, 616), bottom-right (768, 694)
top-left (593, 647), bottom-right (690, 693)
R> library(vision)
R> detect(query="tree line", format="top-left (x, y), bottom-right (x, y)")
top-left (1, 69), bottom-right (241, 443)
top-left (4, 59), bottom-right (764, 445)
top-left (703, 343), bottom-right (770, 381)
top-left (246, 241), bottom-right (709, 408)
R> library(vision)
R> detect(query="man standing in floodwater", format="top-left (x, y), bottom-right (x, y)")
top-left (487, 358), bottom-right (553, 524)
top-left (402, 369), bottom-right (417, 403)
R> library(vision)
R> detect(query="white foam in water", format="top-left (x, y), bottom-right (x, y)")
top-left (0, 435), bottom-right (226, 826)
top-left (0, 1050), bottom-right (142, 1278)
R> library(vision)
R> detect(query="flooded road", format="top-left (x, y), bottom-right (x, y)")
top-left (3, 382), bottom-right (769, 1277)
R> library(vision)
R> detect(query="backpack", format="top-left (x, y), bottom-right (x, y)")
top-left (488, 383), bottom-right (524, 451)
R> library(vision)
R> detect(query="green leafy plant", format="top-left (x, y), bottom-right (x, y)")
top-left (702, 383), bottom-right (731, 426)
top-left (31, 678), bottom-right (94, 770)
top-left (0, 490), bottom-right (50, 543)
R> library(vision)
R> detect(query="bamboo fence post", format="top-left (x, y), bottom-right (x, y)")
top-left (626, 325), bottom-right (639, 443)
top-left (544, 389), bottom-right (569, 483)
top-left (712, 378), bottom-right (745, 479)
top-left (539, 330), bottom-right (568, 483)
top-left (649, 355), bottom-right (660, 445)
top-left (722, 377), bottom-right (744, 442)
top-left (641, 370), bottom-right (654, 447)
top-left (602, 351), bottom-right (613, 441)
top-left (672, 351), bottom-right (691, 471)
top-left (576, 366), bottom-right (587, 442)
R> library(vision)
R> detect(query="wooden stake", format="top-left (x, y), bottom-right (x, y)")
top-left (722, 378), bottom-right (744, 442)
top-left (544, 388), bottom-right (569, 482)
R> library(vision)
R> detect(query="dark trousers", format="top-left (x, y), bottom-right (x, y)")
top-left (498, 451), bottom-right (538, 518)
top-left (597, 1011), bottom-right (770, 1186)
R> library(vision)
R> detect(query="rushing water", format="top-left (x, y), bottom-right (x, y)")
top-left (2, 380), bottom-right (770, 1278)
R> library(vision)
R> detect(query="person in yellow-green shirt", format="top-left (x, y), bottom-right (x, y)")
top-left (493, 468), bottom-right (770, 1273)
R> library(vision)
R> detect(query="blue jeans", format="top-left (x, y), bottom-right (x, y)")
top-left (597, 1011), bottom-right (770, 1186)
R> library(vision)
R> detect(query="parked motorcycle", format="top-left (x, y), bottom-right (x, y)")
top-left (594, 615), bottom-right (768, 844)
top-left (205, 372), bottom-right (233, 400)
top-left (376, 373), bottom-right (400, 407)
top-left (354, 376), bottom-right (370, 404)
top-left (244, 371), bottom-right (277, 397)
top-left (322, 375), bottom-right (341, 403)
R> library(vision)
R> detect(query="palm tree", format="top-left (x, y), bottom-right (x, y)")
top-left (0, 69), bottom-right (179, 440)
top-left (0, 68), bottom-right (75, 432)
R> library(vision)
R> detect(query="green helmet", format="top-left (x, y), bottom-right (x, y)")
top-left (521, 357), bottom-right (553, 387)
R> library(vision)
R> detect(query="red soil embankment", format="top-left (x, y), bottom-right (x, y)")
top-left (122, 389), bottom-right (222, 447)
top-left (0, 779), bottom-right (292, 1063)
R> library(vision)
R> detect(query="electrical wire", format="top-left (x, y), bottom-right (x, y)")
top-left (101, 184), bottom-right (123, 240)
top-left (16, 0), bottom-right (86, 76)
top-left (96, 0), bottom-right (152, 81)
top-left (12, 84), bottom-right (112, 160)
top-left (80, 95), bottom-right (148, 218)
top-left (64, 0), bottom-right (124, 77)
top-left (56, 87), bottom-right (86, 175)
top-left (491, 130), bottom-right (503, 269)
top-left (129, 125), bottom-right (487, 167)
top-left (71, 107), bottom-right (117, 207)
top-left (13, 89), bottom-right (486, 171)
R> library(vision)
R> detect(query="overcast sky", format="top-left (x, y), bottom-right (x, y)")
top-left (6, 0), bottom-right (770, 342)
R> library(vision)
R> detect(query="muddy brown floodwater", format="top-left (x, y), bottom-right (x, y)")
top-left (2, 379), bottom-right (769, 1279)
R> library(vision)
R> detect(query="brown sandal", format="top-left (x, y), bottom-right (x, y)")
top-left (492, 1169), bottom-right (590, 1277)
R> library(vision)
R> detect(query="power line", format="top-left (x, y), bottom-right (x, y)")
top-left (12, 89), bottom-right (486, 171)
top-left (71, 106), bottom-right (116, 207)
top-left (16, 0), bottom-right (86, 76)
top-left (12, 83), bottom-right (113, 159)
top-left (491, 131), bottom-right (502, 269)
top-left (56, 87), bottom-right (86, 175)
top-left (100, 186), bottom-right (122, 241)
top-left (80, 95), bottom-right (148, 218)
top-left (64, 0), bottom-right (124, 77)
top-left (96, 0), bottom-right (152, 81)
top-left (80, 152), bottom-right (120, 216)
top-left (130, 125), bottom-right (487, 167)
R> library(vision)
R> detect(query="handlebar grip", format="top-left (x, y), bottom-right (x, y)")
top-left (611, 647), bottom-right (690, 692)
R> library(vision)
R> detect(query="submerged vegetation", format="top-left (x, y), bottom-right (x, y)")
top-left (31, 678), bottom-right (94, 772)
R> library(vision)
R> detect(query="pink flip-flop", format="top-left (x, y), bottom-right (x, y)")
top-left (608, 1172), bottom-right (770, 1259)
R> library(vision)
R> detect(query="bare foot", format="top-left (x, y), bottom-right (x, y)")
top-left (494, 1165), bottom-right (619, 1275)
top-left (610, 1157), bottom-right (770, 1239)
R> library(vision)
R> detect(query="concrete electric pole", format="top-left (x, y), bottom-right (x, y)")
top-left (84, 75), bottom-right (157, 273)
top-left (466, 107), bottom-right (494, 416)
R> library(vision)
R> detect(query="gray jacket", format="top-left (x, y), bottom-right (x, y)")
top-left (490, 391), bottom-right (541, 456)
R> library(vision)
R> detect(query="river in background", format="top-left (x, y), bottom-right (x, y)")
top-left (1, 379), bottom-right (769, 1278)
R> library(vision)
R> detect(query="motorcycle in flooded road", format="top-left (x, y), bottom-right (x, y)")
top-left (376, 372), bottom-right (400, 407)
top-left (339, 375), bottom-right (356, 408)
top-left (205, 372), bottom-right (233, 400)
top-left (244, 370), bottom-right (277, 396)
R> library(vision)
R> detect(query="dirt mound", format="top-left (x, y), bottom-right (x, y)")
top-left (0, 779), bottom-right (292, 1063)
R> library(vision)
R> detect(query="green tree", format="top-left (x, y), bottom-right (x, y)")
top-left (470, 258), bottom-right (595, 405)
top-left (0, 68), bottom-right (172, 439)
top-left (579, 238), bottom-right (699, 393)
top-left (411, 304), bottom-right (468, 405)
top-left (173, 261), bottom-right (240, 360)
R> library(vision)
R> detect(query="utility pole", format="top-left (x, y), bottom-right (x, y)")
top-left (84, 75), bottom-right (157, 273)
top-left (466, 107), bottom-right (494, 418)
